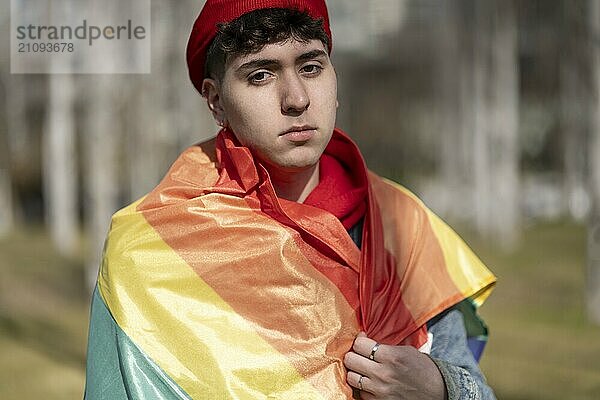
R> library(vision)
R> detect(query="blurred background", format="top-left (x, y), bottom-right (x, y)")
top-left (1, 0), bottom-right (600, 398)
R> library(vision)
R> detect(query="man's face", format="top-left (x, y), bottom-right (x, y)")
top-left (206, 39), bottom-right (338, 173)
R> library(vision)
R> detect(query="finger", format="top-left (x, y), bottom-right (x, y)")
top-left (359, 392), bottom-right (376, 400)
top-left (344, 351), bottom-right (377, 376)
top-left (352, 335), bottom-right (387, 362)
top-left (346, 370), bottom-right (373, 394)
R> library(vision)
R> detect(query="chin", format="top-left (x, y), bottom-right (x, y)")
top-left (267, 155), bottom-right (321, 172)
top-left (285, 151), bottom-right (324, 169)
top-left (259, 144), bottom-right (326, 172)
top-left (273, 161), bottom-right (316, 172)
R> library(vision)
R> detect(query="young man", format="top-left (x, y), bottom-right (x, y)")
top-left (85, 1), bottom-right (496, 399)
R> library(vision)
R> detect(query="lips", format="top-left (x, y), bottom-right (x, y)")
top-left (280, 125), bottom-right (317, 142)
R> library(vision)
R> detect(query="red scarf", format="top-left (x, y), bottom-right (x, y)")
top-left (304, 135), bottom-right (368, 229)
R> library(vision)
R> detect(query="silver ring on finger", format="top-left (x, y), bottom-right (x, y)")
top-left (358, 375), bottom-right (365, 391)
top-left (369, 342), bottom-right (381, 361)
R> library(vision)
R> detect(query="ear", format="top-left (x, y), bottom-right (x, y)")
top-left (202, 78), bottom-right (227, 126)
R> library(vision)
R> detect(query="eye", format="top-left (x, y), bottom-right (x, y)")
top-left (300, 64), bottom-right (323, 76)
top-left (248, 70), bottom-right (272, 85)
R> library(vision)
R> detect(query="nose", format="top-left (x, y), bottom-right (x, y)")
top-left (281, 73), bottom-right (310, 115)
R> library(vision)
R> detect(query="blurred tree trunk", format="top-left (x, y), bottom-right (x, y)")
top-left (128, 77), bottom-right (159, 200)
top-left (0, 14), bottom-right (13, 236)
top-left (587, 0), bottom-right (600, 325)
top-left (41, 0), bottom-right (80, 256)
top-left (472, 0), bottom-right (492, 239)
top-left (473, 0), bottom-right (520, 249)
top-left (436, 0), bottom-right (477, 221)
top-left (436, 1), bottom-right (463, 219)
top-left (561, 1), bottom-right (590, 221)
top-left (84, 76), bottom-right (119, 289)
top-left (0, 132), bottom-right (12, 236)
top-left (42, 74), bottom-right (78, 256)
top-left (489, 0), bottom-right (519, 247)
top-left (128, 0), bottom-right (168, 200)
top-left (3, 25), bottom-right (29, 228)
top-left (0, 169), bottom-right (12, 237)
top-left (0, 123), bottom-right (12, 237)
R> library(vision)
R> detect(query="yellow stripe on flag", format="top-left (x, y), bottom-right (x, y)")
top-left (387, 181), bottom-right (496, 306)
top-left (98, 201), bottom-right (327, 400)
top-left (425, 211), bottom-right (496, 306)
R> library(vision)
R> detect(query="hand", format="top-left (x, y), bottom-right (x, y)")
top-left (343, 332), bottom-right (447, 400)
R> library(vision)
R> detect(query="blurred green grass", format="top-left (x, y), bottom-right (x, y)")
top-left (0, 227), bottom-right (88, 399)
top-left (468, 221), bottom-right (600, 400)
top-left (0, 221), bottom-right (598, 399)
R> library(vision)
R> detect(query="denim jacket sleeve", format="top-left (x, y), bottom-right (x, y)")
top-left (427, 309), bottom-right (496, 400)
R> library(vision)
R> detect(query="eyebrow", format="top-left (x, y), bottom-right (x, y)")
top-left (296, 49), bottom-right (328, 63)
top-left (236, 49), bottom-right (329, 74)
top-left (237, 58), bottom-right (279, 73)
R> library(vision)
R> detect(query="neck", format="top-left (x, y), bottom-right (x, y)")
top-left (266, 163), bottom-right (320, 203)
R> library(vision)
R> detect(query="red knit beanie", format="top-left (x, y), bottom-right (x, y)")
top-left (186, 0), bottom-right (332, 94)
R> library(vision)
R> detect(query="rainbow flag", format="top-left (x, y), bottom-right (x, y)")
top-left (85, 129), bottom-right (495, 399)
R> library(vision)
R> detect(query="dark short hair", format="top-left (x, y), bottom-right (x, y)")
top-left (205, 8), bottom-right (329, 81)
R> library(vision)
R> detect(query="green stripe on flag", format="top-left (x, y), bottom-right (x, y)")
top-left (85, 287), bottom-right (192, 400)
